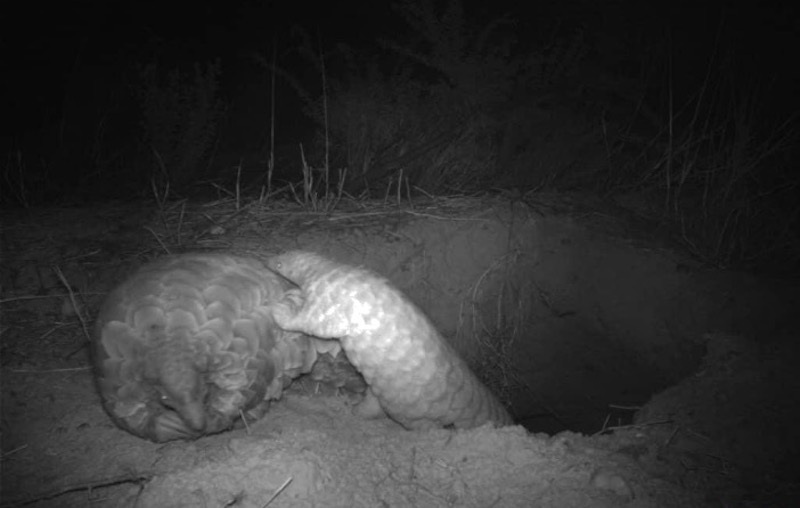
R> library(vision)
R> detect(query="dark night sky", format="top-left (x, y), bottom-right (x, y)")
top-left (2, 0), bottom-right (798, 172)
top-left (6, 1), bottom-right (799, 116)
top-left (4, 1), bottom-right (400, 137)
top-left (8, 0), bottom-right (797, 92)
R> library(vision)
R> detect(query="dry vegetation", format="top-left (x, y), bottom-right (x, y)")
top-left (5, 1), bottom-right (796, 275)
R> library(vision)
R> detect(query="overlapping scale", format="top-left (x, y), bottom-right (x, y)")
top-left (93, 253), bottom-right (346, 442)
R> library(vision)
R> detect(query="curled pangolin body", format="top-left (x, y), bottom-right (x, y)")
top-left (266, 251), bottom-right (513, 430)
top-left (92, 253), bottom-right (342, 442)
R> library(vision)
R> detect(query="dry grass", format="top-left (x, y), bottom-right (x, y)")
top-left (459, 252), bottom-right (526, 410)
top-left (138, 60), bottom-right (223, 191)
top-left (143, 168), bottom-right (494, 254)
top-left (2, 150), bottom-right (31, 208)
top-left (286, 145), bottom-right (347, 213)
top-left (605, 55), bottom-right (799, 271)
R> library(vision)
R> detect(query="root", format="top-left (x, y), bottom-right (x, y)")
top-left (0, 473), bottom-right (153, 507)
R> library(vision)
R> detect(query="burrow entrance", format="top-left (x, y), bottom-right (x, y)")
top-left (248, 196), bottom-right (792, 435)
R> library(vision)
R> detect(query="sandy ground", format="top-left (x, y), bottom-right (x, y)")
top-left (2, 196), bottom-right (798, 507)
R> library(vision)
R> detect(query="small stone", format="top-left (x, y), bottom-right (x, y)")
top-left (590, 468), bottom-right (634, 500)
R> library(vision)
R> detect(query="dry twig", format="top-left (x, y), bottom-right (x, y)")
top-left (262, 476), bottom-right (293, 508)
top-left (0, 473), bottom-right (153, 508)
